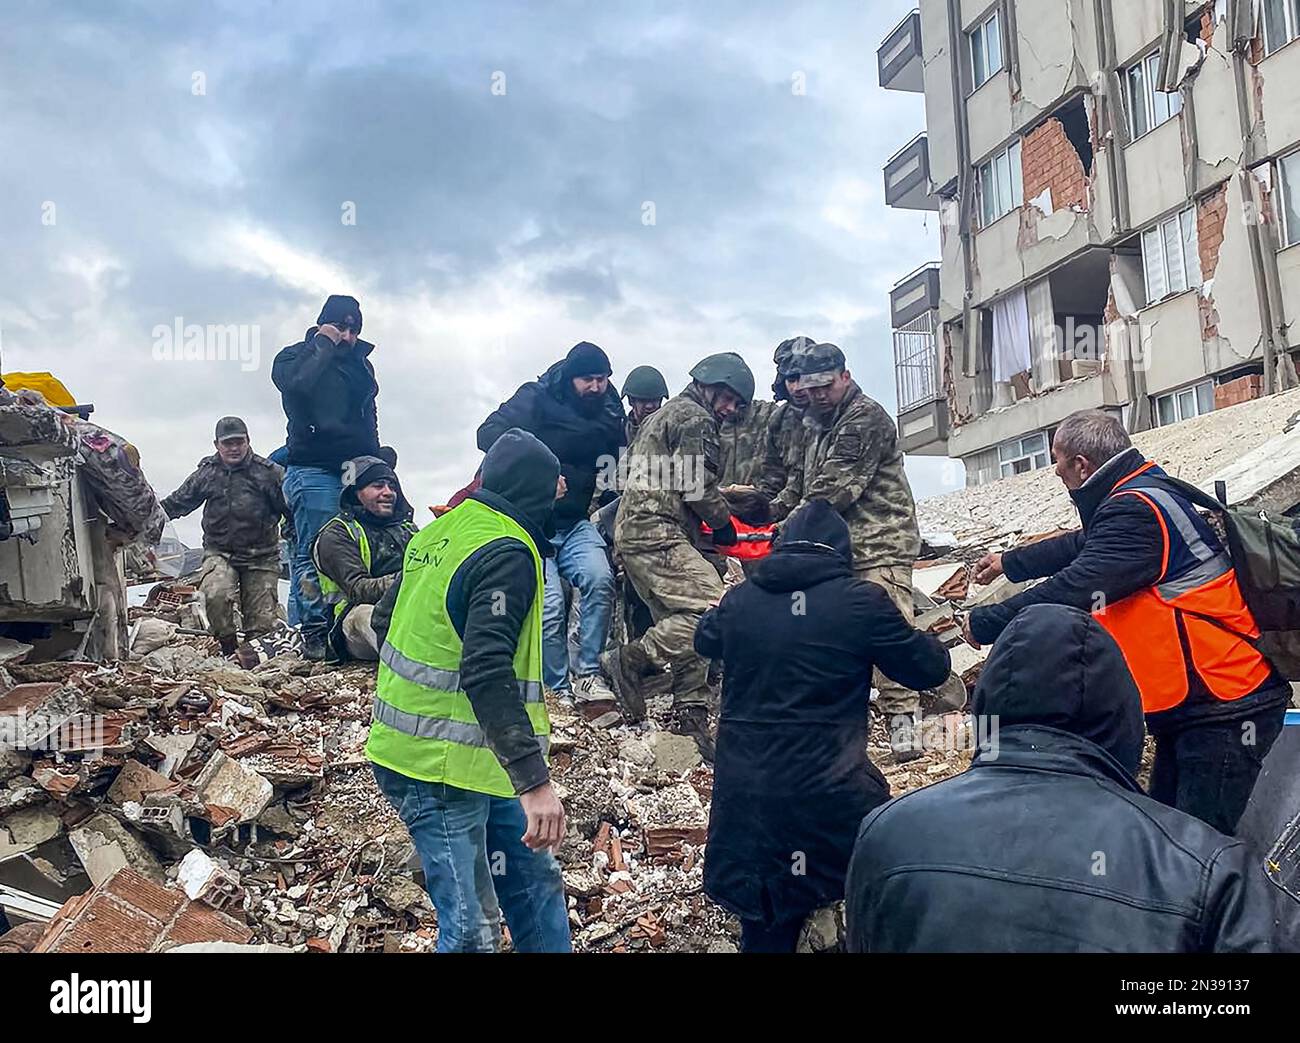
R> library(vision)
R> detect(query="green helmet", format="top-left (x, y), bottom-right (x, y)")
top-left (622, 365), bottom-right (669, 401)
top-left (689, 352), bottom-right (755, 405)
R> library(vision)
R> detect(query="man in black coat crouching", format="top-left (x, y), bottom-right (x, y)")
top-left (695, 499), bottom-right (950, 952)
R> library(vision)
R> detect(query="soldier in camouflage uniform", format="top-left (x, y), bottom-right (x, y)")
top-left (621, 365), bottom-right (669, 447)
top-left (758, 336), bottom-right (816, 513)
top-left (719, 393), bottom-right (776, 489)
top-left (785, 343), bottom-right (941, 761)
top-left (603, 354), bottom-right (754, 761)
top-left (161, 417), bottom-right (291, 660)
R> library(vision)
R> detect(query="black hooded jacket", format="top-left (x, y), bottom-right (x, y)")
top-left (375, 429), bottom-right (560, 795)
top-left (272, 327), bottom-right (381, 470)
top-left (846, 604), bottom-right (1289, 953)
top-left (476, 349), bottom-right (625, 532)
top-left (695, 500), bottom-right (950, 926)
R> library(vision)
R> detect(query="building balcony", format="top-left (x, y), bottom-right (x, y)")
top-left (883, 133), bottom-right (939, 210)
top-left (893, 306), bottom-right (948, 456)
top-left (890, 262), bottom-right (941, 328)
top-left (878, 9), bottom-right (923, 93)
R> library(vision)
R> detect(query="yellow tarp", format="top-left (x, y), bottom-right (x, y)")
top-left (2, 372), bottom-right (77, 408)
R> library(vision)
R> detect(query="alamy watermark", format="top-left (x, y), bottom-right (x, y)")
top-left (0, 710), bottom-right (104, 753)
top-left (151, 318), bottom-right (260, 371)
top-left (596, 449), bottom-right (706, 501)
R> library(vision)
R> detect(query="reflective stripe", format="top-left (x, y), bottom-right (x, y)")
top-left (372, 694), bottom-right (550, 755)
top-left (380, 642), bottom-right (543, 703)
top-left (1157, 552), bottom-right (1232, 600)
top-left (1129, 487), bottom-right (1215, 563)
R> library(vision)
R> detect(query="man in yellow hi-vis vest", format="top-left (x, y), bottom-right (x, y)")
top-left (366, 428), bottom-right (571, 952)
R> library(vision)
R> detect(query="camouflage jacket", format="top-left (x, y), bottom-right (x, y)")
top-left (161, 452), bottom-right (290, 560)
top-left (798, 382), bottom-right (919, 569)
top-left (614, 384), bottom-right (732, 552)
top-left (761, 400), bottom-right (813, 513)
top-left (718, 398), bottom-right (776, 488)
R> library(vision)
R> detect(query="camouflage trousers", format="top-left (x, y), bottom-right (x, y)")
top-left (856, 564), bottom-right (920, 718)
top-left (197, 550), bottom-right (281, 641)
top-left (621, 540), bottom-right (725, 708)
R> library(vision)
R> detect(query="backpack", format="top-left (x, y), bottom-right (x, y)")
top-left (1163, 475), bottom-right (1300, 678)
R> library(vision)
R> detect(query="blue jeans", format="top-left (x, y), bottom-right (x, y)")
top-left (371, 765), bottom-right (572, 953)
top-left (542, 520), bottom-right (614, 691)
top-left (282, 465), bottom-right (342, 635)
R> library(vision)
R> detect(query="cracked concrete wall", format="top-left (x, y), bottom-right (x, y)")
top-left (1124, 117), bottom-right (1188, 229)
top-left (1140, 290), bottom-right (1207, 395)
top-left (1253, 36), bottom-right (1300, 156)
top-left (1110, 0), bottom-right (1165, 65)
top-left (968, 69), bottom-right (1016, 161)
top-left (921, 0), bottom-right (960, 188)
top-left (1204, 172), bottom-right (1265, 367)
top-left (1193, 16), bottom-right (1245, 193)
top-left (1279, 246), bottom-right (1300, 349)
top-left (938, 197), bottom-right (966, 322)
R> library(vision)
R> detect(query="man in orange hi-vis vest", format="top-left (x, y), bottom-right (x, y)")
top-left (964, 410), bottom-right (1288, 835)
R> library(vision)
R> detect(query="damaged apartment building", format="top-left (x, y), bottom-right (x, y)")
top-left (880, 0), bottom-right (1300, 484)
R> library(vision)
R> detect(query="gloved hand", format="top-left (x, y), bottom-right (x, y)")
top-left (711, 520), bottom-right (738, 546)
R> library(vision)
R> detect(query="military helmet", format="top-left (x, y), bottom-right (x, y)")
top-left (689, 352), bottom-right (755, 405)
top-left (622, 365), bottom-right (669, 401)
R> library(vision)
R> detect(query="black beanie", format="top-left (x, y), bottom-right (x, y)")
top-left (318, 294), bottom-right (363, 333)
top-left (561, 341), bottom-right (612, 380)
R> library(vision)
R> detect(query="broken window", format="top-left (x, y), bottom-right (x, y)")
top-left (1125, 50), bottom-right (1182, 140)
top-left (1262, 0), bottom-right (1300, 56)
top-left (978, 140), bottom-right (1023, 226)
top-left (1141, 207), bottom-right (1201, 303)
top-left (969, 9), bottom-right (1004, 89)
top-left (1279, 148), bottom-right (1300, 248)
top-left (1153, 380), bottom-right (1214, 426)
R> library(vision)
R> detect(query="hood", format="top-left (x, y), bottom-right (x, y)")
top-left (1070, 446), bottom-right (1146, 526)
top-left (751, 499), bottom-right (853, 593)
top-left (478, 427), bottom-right (561, 538)
top-left (972, 604), bottom-right (1145, 776)
top-left (339, 455), bottom-right (413, 523)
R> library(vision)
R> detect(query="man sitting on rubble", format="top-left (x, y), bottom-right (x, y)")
top-left (311, 455), bottom-right (416, 661)
top-left (160, 417), bottom-right (291, 662)
top-left (846, 604), bottom-right (1288, 952)
top-left (367, 428), bottom-right (570, 953)
top-left (964, 409), bottom-right (1289, 835)
top-left (696, 499), bottom-right (950, 952)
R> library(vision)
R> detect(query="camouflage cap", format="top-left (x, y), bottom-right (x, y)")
top-left (214, 416), bottom-right (249, 441)
top-left (774, 336), bottom-right (815, 377)
top-left (792, 342), bottom-right (846, 388)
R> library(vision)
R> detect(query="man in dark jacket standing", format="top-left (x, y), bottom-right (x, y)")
top-left (312, 455), bottom-right (417, 661)
top-left (161, 417), bottom-right (290, 659)
top-left (477, 342), bottom-right (625, 709)
top-left (847, 604), bottom-right (1288, 952)
top-left (272, 294), bottom-right (381, 659)
top-left (966, 410), bottom-right (1288, 834)
top-left (695, 500), bottom-right (950, 952)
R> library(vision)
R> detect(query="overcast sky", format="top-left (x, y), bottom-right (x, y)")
top-left (1, 0), bottom-right (958, 547)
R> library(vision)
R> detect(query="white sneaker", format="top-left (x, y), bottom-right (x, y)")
top-left (573, 673), bottom-right (617, 704)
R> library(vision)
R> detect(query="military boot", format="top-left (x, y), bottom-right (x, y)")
top-left (218, 635), bottom-right (239, 658)
top-left (598, 644), bottom-right (653, 723)
top-left (671, 704), bottom-right (715, 764)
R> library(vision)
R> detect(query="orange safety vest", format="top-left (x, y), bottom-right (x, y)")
top-left (1093, 460), bottom-right (1274, 713)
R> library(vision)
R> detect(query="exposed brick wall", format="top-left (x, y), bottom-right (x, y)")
top-left (1197, 185), bottom-right (1229, 340)
top-left (1196, 7), bottom-right (1215, 48)
top-left (1021, 117), bottom-right (1088, 213)
top-left (1214, 373), bottom-right (1263, 409)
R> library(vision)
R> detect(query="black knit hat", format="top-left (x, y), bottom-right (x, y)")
top-left (561, 341), bottom-right (612, 380)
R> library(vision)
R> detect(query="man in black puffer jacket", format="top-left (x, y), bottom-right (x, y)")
top-left (477, 343), bottom-right (626, 707)
top-left (695, 499), bottom-right (950, 952)
top-left (847, 603), bottom-right (1291, 953)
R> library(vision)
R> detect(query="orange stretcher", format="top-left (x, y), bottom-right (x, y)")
top-left (700, 517), bottom-right (777, 560)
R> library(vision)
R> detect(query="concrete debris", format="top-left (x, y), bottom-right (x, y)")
top-left (68, 812), bottom-right (166, 886)
top-left (129, 618), bottom-right (178, 656)
top-left (192, 752), bottom-right (273, 825)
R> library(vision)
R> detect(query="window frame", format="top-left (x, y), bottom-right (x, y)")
top-left (1141, 206), bottom-right (1202, 304)
top-left (1153, 380), bottom-right (1214, 426)
top-left (1262, 0), bottom-right (1300, 56)
top-left (1279, 147), bottom-right (1300, 249)
top-left (976, 139), bottom-right (1023, 228)
top-left (997, 430), bottom-right (1051, 478)
top-left (1124, 48), bottom-right (1182, 141)
top-left (969, 9), bottom-right (1005, 91)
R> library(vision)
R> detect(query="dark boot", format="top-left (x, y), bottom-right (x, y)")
top-left (599, 644), bottom-right (654, 723)
top-left (218, 635), bottom-right (239, 658)
top-left (671, 704), bottom-right (715, 764)
top-left (302, 630), bottom-right (329, 662)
